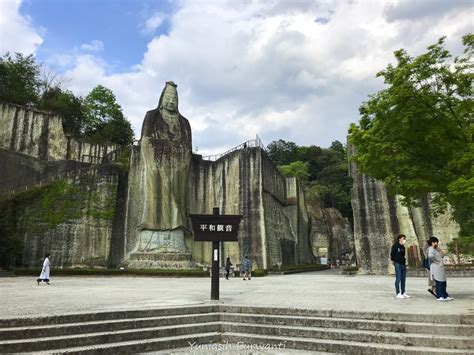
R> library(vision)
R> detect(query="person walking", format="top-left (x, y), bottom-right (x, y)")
top-left (37, 253), bottom-right (51, 285)
top-left (242, 255), bottom-right (251, 281)
top-left (390, 234), bottom-right (411, 299)
top-left (428, 237), bottom-right (453, 302)
top-left (225, 257), bottom-right (232, 280)
top-left (423, 239), bottom-right (437, 298)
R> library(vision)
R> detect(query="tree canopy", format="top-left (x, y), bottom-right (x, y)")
top-left (0, 52), bottom-right (134, 146)
top-left (0, 52), bottom-right (40, 106)
top-left (349, 34), bottom-right (473, 253)
top-left (267, 139), bottom-right (353, 220)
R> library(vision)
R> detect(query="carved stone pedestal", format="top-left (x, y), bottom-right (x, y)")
top-left (125, 251), bottom-right (195, 269)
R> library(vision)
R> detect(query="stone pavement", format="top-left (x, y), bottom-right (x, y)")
top-left (1, 269), bottom-right (473, 320)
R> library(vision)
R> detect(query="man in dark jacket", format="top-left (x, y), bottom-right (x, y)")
top-left (390, 234), bottom-right (411, 299)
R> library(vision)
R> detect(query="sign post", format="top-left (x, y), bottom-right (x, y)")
top-left (189, 207), bottom-right (242, 300)
top-left (211, 208), bottom-right (219, 300)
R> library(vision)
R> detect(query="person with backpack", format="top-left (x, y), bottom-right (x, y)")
top-left (390, 234), bottom-right (411, 299)
top-left (423, 239), bottom-right (437, 298)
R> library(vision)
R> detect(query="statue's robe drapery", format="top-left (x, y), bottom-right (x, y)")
top-left (138, 105), bottom-right (192, 233)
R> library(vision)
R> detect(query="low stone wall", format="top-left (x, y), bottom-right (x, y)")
top-left (407, 267), bottom-right (474, 278)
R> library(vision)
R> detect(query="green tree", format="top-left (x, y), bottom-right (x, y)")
top-left (267, 139), bottom-right (353, 220)
top-left (278, 161), bottom-right (310, 180)
top-left (82, 85), bottom-right (134, 145)
top-left (349, 34), bottom-right (473, 253)
top-left (267, 139), bottom-right (299, 166)
top-left (83, 85), bottom-right (123, 131)
top-left (0, 52), bottom-right (41, 105)
top-left (39, 87), bottom-right (84, 136)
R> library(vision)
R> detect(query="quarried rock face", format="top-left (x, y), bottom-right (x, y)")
top-left (5, 166), bottom-right (121, 269)
top-left (0, 87), bottom-right (319, 271)
top-left (0, 103), bottom-right (114, 164)
top-left (349, 144), bottom-right (460, 274)
top-left (307, 201), bottom-right (355, 266)
top-left (122, 82), bottom-right (315, 270)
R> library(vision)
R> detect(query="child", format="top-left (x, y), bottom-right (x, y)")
top-left (242, 255), bottom-right (251, 281)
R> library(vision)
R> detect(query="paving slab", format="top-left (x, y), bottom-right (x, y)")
top-left (0, 269), bottom-right (472, 319)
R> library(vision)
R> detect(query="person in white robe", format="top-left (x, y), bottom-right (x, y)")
top-left (36, 253), bottom-right (51, 285)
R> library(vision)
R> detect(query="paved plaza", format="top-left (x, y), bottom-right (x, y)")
top-left (1, 269), bottom-right (473, 320)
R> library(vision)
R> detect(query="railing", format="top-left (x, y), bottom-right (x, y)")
top-left (201, 135), bottom-right (267, 161)
top-left (2, 166), bottom-right (95, 196)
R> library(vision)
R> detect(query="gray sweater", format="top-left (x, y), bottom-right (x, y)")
top-left (428, 246), bottom-right (446, 282)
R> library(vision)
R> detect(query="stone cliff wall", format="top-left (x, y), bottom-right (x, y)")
top-left (0, 102), bottom-right (318, 271)
top-left (349, 145), bottom-right (460, 274)
top-left (307, 201), bottom-right (355, 266)
top-left (124, 145), bottom-right (314, 270)
top-left (0, 103), bottom-right (114, 164)
top-left (2, 165), bottom-right (122, 269)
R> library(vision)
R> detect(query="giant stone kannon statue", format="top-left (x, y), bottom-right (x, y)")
top-left (137, 81), bottom-right (192, 254)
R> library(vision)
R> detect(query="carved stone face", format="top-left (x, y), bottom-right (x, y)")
top-left (162, 90), bottom-right (178, 113)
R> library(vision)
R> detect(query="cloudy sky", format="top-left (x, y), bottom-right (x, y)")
top-left (0, 0), bottom-right (472, 155)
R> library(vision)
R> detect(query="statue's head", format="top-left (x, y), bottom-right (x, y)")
top-left (159, 81), bottom-right (178, 113)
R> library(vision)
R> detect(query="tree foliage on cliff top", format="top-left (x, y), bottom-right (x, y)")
top-left (0, 52), bottom-right (133, 146)
top-left (348, 34), bottom-right (473, 253)
top-left (267, 139), bottom-right (352, 220)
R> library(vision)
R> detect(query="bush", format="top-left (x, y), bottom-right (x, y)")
top-left (252, 269), bottom-right (268, 277)
top-left (343, 266), bottom-right (359, 272)
top-left (268, 263), bottom-right (329, 272)
top-left (13, 268), bottom-right (209, 277)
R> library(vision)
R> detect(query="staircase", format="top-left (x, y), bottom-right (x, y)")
top-left (0, 305), bottom-right (472, 354)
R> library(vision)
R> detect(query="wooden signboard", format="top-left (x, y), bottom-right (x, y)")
top-left (190, 208), bottom-right (241, 300)
top-left (189, 214), bottom-right (242, 242)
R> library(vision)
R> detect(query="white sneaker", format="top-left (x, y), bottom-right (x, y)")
top-left (396, 293), bottom-right (405, 299)
top-left (436, 297), bottom-right (447, 302)
top-left (446, 297), bottom-right (454, 301)
top-left (402, 293), bottom-right (411, 298)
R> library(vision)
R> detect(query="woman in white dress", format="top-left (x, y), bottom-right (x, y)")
top-left (37, 253), bottom-right (51, 285)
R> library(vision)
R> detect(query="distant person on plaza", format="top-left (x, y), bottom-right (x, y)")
top-left (390, 234), bottom-right (411, 299)
top-left (37, 253), bottom-right (51, 285)
top-left (225, 257), bottom-right (233, 280)
top-left (242, 255), bottom-right (251, 281)
top-left (428, 237), bottom-right (453, 302)
top-left (423, 239), bottom-right (437, 298)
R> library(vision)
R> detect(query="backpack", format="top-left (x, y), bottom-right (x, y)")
top-left (423, 257), bottom-right (430, 270)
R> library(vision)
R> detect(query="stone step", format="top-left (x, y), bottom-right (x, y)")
top-left (3, 305), bottom-right (471, 328)
top-left (222, 305), bottom-right (474, 325)
top-left (3, 310), bottom-right (471, 340)
top-left (222, 312), bottom-right (474, 336)
top-left (0, 313), bottom-right (219, 340)
top-left (221, 322), bottom-right (474, 350)
top-left (2, 306), bottom-right (473, 354)
top-left (223, 332), bottom-right (472, 355)
top-left (0, 304), bottom-right (218, 328)
top-left (29, 332), bottom-right (220, 354)
top-left (0, 322), bottom-right (220, 353)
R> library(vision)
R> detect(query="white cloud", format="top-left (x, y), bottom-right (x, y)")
top-left (143, 12), bottom-right (166, 34)
top-left (80, 40), bottom-right (104, 52)
top-left (36, 0), bottom-right (474, 154)
top-left (0, 0), bottom-right (43, 55)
